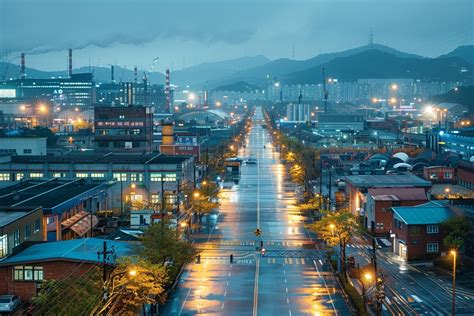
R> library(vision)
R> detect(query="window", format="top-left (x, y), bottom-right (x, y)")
top-left (131, 173), bottom-right (137, 182)
top-left (90, 173), bottom-right (105, 178)
top-left (151, 194), bottom-right (159, 204)
top-left (13, 266), bottom-right (43, 281)
top-left (0, 173), bottom-right (10, 181)
top-left (429, 173), bottom-right (438, 180)
top-left (25, 224), bottom-right (31, 239)
top-left (444, 172), bottom-right (453, 179)
top-left (119, 115), bottom-right (125, 119)
top-left (15, 173), bottom-right (24, 181)
top-left (410, 226), bottom-right (420, 235)
top-left (29, 173), bottom-right (43, 178)
top-left (426, 243), bottom-right (439, 253)
top-left (23, 149), bottom-right (32, 154)
top-left (113, 173), bottom-right (127, 181)
top-left (52, 172), bottom-right (66, 178)
top-left (13, 230), bottom-right (20, 247)
top-left (0, 234), bottom-right (7, 258)
top-left (34, 219), bottom-right (41, 234)
top-left (163, 173), bottom-right (177, 182)
top-left (150, 173), bottom-right (162, 182)
top-left (166, 194), bottom-right (177, 205)
top-left (76, 173), bottom-right (88, 178)
top-left (427, 225), bottom-right (439, 234)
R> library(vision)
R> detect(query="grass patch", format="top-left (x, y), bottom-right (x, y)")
top-left (339, 279), bottom-right (370, 316)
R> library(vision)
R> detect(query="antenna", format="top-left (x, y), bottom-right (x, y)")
top-left (322, 67), bottom-right (329, 113)
top-left (369, 27), bottom-right (374, 47)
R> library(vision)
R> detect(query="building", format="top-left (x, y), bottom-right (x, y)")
top-left (345, 174), bottom-right (432, 215)
top-left (0, 137), bottom-right (47, 156)
top-left (0, 152), bottom-right (195, 211)
top-left (390, 202), bottom-right (455, 260)
top-left (0, 179), bottom-right (110, 241)
top-left (0, 207), bottom-right (44, 259)
top-left (285, 103), bottom-right (311, 122)
top-left (317, 113), bottom-right (364, 136)
top-left (159, 119), bottom-right (201, 159)
top-left (422, 166), bottom-right (456, 183)
top-left (1, 73), bottom-right (94, 110)
top-left (94, 105), bottom-right (154, 153)
top-left (457, 161), bottom-right (474, 189)
top-left (0, 238), bottom-right (132, 301)
top-left (365, 187), bottom-right (428, 235)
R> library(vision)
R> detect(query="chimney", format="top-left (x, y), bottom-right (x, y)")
top-left (134, 66), bottom-right (138, 84)
top-left (68, 48), bottom-right (72, 77)
top-left (165, 68), bottom-right (171, 113)
top-left (20, 53), bottom-right (25, 79)
top-left (111, 65), bottom-right (115, 83)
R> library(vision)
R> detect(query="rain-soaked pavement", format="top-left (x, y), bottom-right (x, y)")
top-left (162, 107), bottom-right (352, 315)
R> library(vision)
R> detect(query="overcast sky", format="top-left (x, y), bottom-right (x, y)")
top-left (1, 0), bottom-right (473, 71)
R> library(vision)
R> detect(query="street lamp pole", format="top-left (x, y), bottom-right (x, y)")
top-left (452, 250), bottom-right (457, 316)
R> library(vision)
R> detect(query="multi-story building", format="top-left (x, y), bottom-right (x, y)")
top-left (0, 152), bottom-right (195, 211)
top-left (1, 73), bottom-right (94, 110)
top-left (285, 103), bottom-right (311, 122)
top-left (0, 137), bottom-right (47, 156)
top-left (390, 202), bottom-right (455, 260)
top-left (94, 105), bottom-right (154, 153)
top-left (317, 113), bottom-right (364, 136)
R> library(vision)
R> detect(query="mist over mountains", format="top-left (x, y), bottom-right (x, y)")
top-left (1, 44), bottom-right (473, 88)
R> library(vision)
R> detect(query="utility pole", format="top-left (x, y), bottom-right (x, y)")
top-left (161, 176), bottom-right (165, 228)
top-left (319, 159), bottom-right (323, 210)
top-left (120, 179), bottom-right (124, 218)
top-left (97, 241), bottom-right (115, 311)
top-left (328, 169), bottom-right (332, 211)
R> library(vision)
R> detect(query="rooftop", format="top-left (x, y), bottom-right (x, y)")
top-left (0, 207), bottom-right (41, 228)
top-left (392, 201), bottom-right (454, 225)
top-left (6, 152), bottom-right (191, 165)
top-left (368, 187), bottom-right (428, 201)
top-left (345, 174), bottom-right (431, 188)
top-left (0, 238), bottom-right (133, 265)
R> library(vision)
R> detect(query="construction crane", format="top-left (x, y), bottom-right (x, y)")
top-left (322, 67), bottom-right (329, 113)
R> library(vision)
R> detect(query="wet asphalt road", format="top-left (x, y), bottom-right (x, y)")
top-left (161, 107), bottom-right (352, 315)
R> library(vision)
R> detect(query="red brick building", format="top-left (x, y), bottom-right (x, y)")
top-left (0, 238), bottom-right (132, 301)
top-left (423, 166), bottom-right (456, 183)
top-left (365, 188), bottom-right (428, 235)
top-left (390, 202), bottom-right (455, 260)
top-left (457, 161), bottom-right (474, 189)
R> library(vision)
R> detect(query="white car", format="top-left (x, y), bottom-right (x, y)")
top-left (0, 295), bottom-right (21, 313)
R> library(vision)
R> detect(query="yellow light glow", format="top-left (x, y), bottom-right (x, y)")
top-left (364, 273), bottom-right (373, 281)
top-left (129, 270), bottom-right (137, 277)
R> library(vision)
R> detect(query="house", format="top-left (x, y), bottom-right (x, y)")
top-left (344, 174), bottom-right (432, 216)
top-left (0, 207), bottom-right (44, 259)
top-left (0, 238), bottom-right (133, 301)
top-left (422, 166), bottom-right (456, 183)
top-left (390, 202), bottom-right (455, 260)
top-left (365, 188), bottom-right (428, 235)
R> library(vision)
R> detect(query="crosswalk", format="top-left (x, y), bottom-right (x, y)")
top-left (210, 240), bottom-right (308, 247)
top-left (200, 256), bottom-right (312, 265)
top-left (347, 244), bottom-right (373, 250)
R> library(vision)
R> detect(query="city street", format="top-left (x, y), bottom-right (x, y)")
top-left (346, 238), bottom-right (474, 315)
top-left (162, 107), bottom-right (352, 315)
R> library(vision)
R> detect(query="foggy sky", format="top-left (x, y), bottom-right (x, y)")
top-left (1, 0), bottom-right (473, 72)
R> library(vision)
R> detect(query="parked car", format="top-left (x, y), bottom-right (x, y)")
top-left (246, 158), bottom-right (257, 164)
top-left (0, 295), bottom-right (21, 313)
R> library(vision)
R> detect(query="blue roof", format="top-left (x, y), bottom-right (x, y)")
top-left (0, 238), bottom-right (134, 265)
top-left (392, 202), bottom-right (454, 225)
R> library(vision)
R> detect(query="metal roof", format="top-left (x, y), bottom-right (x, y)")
top-left (369, 188), bottom-right (428, 201)
top-left (392, 202), bottom-right (454, 225)
top-left (0, 238), bottom-right (133, 265)
top-left (345, 174), bottom-right (431, 188)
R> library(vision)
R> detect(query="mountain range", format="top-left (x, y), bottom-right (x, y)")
top-left (1, 44), bottom-right (473, 88)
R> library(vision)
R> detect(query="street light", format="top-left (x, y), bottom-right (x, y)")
top-left (193, 191), bottom-right (200, 198)
top-left (451, 250), bottom-right (457, 316)
top-left (128, 269), bottom-right (137, 277)
top-left (362, 272), bottom-right (373, 311)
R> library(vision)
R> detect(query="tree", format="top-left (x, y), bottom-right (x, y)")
top-left (308, 209), bottom-right (359, 282)
top-left (137, 222), bottom-right (198, 279)
top-left (298, 194), bottom-right (322, 217)
top-left (31, 269), bottom-right (102, 315)
top-left (442, 216), bottom-right (471, 251)
top-left (98, 257), bottom-right (168, 315)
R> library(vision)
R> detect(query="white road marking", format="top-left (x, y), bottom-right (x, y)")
top-left (313, 259), bottom-right (338, 315)
top-left (253, 257), bottom-right (260, 316)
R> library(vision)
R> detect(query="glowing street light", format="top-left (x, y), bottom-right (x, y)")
top-left (128, 270), bottom-right (137, 277)
top-left (193, 191), bottom-right (200, 198)
top-left (391, 84), bottom-right (398, 91)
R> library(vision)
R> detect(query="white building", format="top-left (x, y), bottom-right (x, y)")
top-left (0, 137), bottom-right (47, 155)
top-left (286, 103), bottom-right (311, 122)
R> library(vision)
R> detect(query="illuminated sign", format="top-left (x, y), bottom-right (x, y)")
top-left (0, 89), bottom-right (16, 98)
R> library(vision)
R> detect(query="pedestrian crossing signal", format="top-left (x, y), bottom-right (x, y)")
top-left (254, 229), bottom-right (262, 237)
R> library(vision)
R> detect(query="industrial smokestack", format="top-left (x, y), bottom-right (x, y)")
top-left (165, 68), bottom-right (171, 113)
top-left (134, 66), bottom-right (138, 84)
top-left (68, 49), bottom-right (72, 77)
top-left (20, 53), bottom-right (25, 79)
top-left (111, 65), bottom-right (115, 83)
